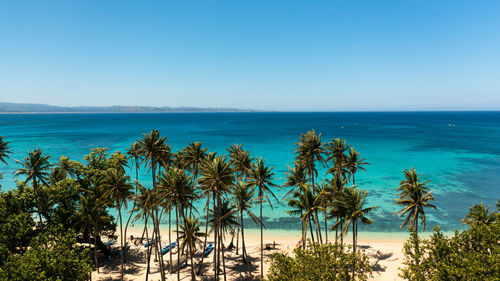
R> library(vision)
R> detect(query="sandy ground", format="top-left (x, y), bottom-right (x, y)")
top-left (91, 228), bottom-right (404, 281)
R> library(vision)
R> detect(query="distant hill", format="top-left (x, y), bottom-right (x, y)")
top-left (0, 102), bottom-right (256, 113)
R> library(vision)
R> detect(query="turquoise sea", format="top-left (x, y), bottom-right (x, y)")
top-left (1, 112), bottom-right (499, 233)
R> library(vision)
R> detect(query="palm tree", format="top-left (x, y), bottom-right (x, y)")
top-left (177, 216), bottom-right (206, 280)
top-left (158, 166), bottom-right (196, 281)
top-left (124, 141), bottom-right (142, 262)
top-left (232, 181), bottom-right (260, 262)
top-left (394, 168), bottom-right (436, 266)
top-left (345, 148), bottom-right (369, 187)
top-left (462, 202), bottom-right (497, 227)
top-left (14, 148), bottom-right (52, 224)
top-left (336, 187), bottom-right (377, 280)
top-left (198, 156), bottom-right (234, 279)
top-left (0, 136), bottom-right (12, 164)
top-left (247, 157), bottom-right (278, 280)
top-left (138, 129), bottom-right (170, 280)
top-left (100, 168), bottom-right (133, 281)
top-left (287, 185), bottom-right (322, 248)
top-left (294, 130), bottom-right (324, 243)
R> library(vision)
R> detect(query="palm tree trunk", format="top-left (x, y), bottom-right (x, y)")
top-left (118, 204), bottom-right (124, 281)
top-left (220, 232), bottom-right (227, 281)
top-left (302, 218), bottom-right (308, 249)
top-left (169, 208), bottom-right (173, 273)
top-left (314, 210), bottom-right (323, 244)
top-left (309, 214), bottom-right (315, 243)
top-left (260, 191), bottom-right (264, 280)
top-left (213, 194), bottom-right (219, 281)
top-left (94, 228), bottom-right (99, 273)
top-left (324, 210), bottom-right (328, 244)
top-left (154, 209), bottom-right (166, 281)
top-left (240, 209), bottom-right (247, 262)
top-left (352, 219), bottom-right (356, 281)
top-left (145, 217), bottom-right (152, 281)
top-left (235, 210), bottom-right (240, 255)
top-left (176, 206), bottom-right (181, 281)
top-left (197, 196), bottom-right (211, 275)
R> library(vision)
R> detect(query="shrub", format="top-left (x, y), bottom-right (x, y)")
top-left (267, 242), bottom-right (371, 281)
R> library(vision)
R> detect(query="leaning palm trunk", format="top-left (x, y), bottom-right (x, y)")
top-left (314, 210), bottom-right (322, 244)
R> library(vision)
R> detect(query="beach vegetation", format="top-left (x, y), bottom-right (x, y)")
top-left (266, 241), bottom-right (371, 281)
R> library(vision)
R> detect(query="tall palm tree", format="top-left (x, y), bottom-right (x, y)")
top-left (294, 130), bottom-right (324, 243)
top-left (100, 168), bottom-right (133, 281)
top-left (345, 148), bottom-right (369, 187)
top-left (158, 166), bottom-right (196, 281)
top-left (14, 148), bottom-right (52, 224)
top-left (462, 202), bottom-right (497, 227)
top-left (247, 157), bottom-right (278, 280)
top-left (124, 141), bottom-right (142, 262)
top-left (227, 144), bottom-right (253, 255)
top-left (394, 168), bottom-right (436, 266)
top-left (138, 129), bottom-right (170, 280)
top-left (232, 181), bottom-right (260, 262)
top-left (177, 216), bottom-right (206, 280)
top-left (198, 156), bottom-right (234, 280)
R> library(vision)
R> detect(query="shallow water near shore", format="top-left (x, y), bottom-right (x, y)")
top-left (1, 112), bottom-right (499, 233)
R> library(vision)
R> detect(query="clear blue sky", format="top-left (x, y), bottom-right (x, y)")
top-left (1, 1), bottom-right (500, 111)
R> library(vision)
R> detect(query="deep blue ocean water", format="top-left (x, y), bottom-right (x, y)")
top-left (1, 112), bottom-right (499, 232)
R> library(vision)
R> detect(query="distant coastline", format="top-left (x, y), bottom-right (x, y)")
top-left (0, 102), bottom-right (258, 113)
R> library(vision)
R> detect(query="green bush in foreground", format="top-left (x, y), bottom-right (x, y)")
top-left (0, 227), bottom-right (92, 281)
top-left (267, 242), bottom-right (370, 281)
top-left (401, 222), bottom-right (500, 281)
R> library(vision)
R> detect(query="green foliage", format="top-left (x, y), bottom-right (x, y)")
top-left (0, 227), bottom-right (92, 281)
top-left (266, 242), bottom-right (371, 281)
top-left (400, 223), bottom-right (500, 281)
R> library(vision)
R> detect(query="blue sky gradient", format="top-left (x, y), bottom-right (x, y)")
top-left (1, 1), bottom-right (500, 110)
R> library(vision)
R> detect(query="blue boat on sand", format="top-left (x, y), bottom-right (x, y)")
top-left (160, 242), bottom-right (177, 255)
top-left (204, 243), bottom-right (214, 257)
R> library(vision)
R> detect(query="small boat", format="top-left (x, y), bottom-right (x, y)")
top-left (160, 242), bottom-right (177, 255)
top-left (144, 235), bottom-right (161, 248)
top-left (203, 242), bottom-right (214, 257)
top-left (104, 240), bottom-right (116, 247)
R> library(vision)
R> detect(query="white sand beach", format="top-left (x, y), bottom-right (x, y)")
top-left (91, 227), bottom-right (405, 281)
